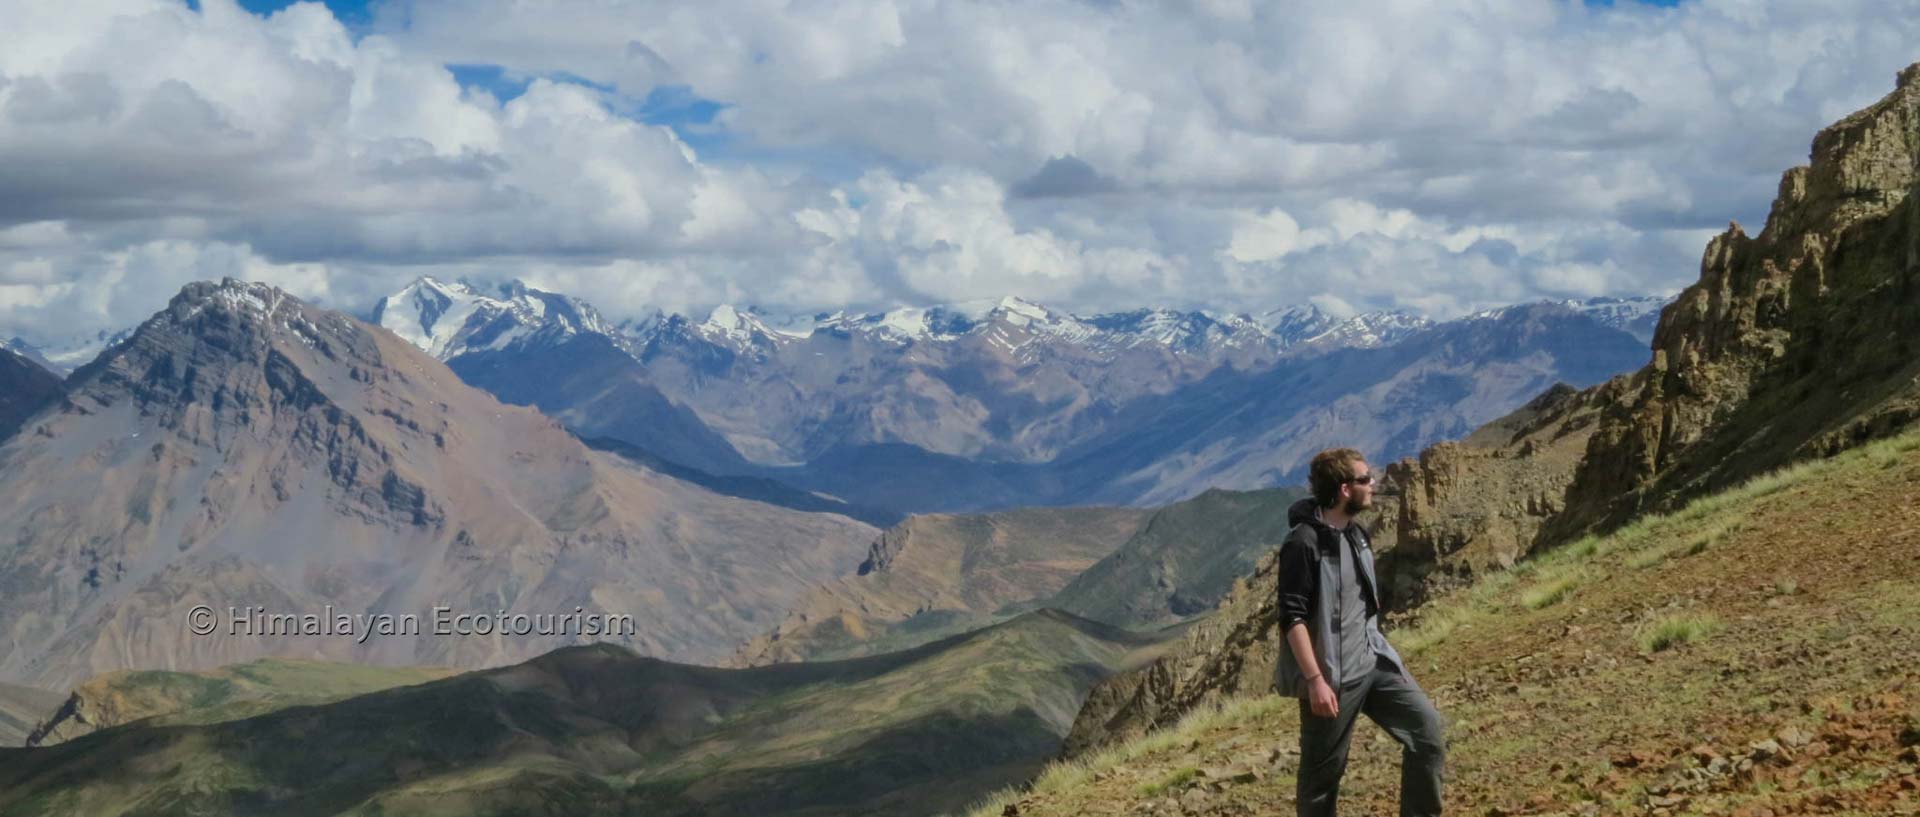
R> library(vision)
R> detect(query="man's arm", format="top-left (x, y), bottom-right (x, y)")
top-left (1285, 620), bottom-right (1321, 679)
top-left (1276, 534), bottom-right (1322, 680)
top-left (1278, 531), bottom-right (1338, 716)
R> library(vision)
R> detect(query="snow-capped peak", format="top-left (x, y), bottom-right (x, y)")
top-left (371, 276), bottom-right (615, 360)
top-left (874, 306), bottom-right (935, 340)
top-left (993, 295), bottom-right (1051, 323)
top-left (1299, 309), bottom-right (1433, 350)
top-left (1454, 294), bottom-right (1672, 343)
top-left (698, 304), bottom-right (815, 343)
top-left (1256, 304), bottom-right (1341, 344)
top-left (704, 304), bottom-right (747, 332)
top-left (1556, 294), bottom-right (1672, 338)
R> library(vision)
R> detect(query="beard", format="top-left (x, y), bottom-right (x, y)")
top-left (1343, 493), bottom-right (1371, 515)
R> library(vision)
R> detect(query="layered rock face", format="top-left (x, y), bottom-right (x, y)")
top-left (1377, 378), bottom-right (1628, 608)
top-left (1554, 64), bottom-right (1920, 536)
top-left (0, 280), bottom-right (875, 689)
top-left (1059, 63), bottom-right (1920, 760)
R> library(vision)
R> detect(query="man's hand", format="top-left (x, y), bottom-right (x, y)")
top-left (1308, 676), bottom-right (1339, 718)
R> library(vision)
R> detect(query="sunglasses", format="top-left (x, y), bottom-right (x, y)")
top-left (1346, 473), bottom-right (1377, 486)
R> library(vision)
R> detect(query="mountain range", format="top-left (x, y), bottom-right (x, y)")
top-left (373, 279), bottom-right (1664, 513)
top-left (4, 277), bottom-right (1666, 519)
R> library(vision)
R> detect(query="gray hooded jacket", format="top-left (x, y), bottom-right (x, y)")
top-left (1271, 496), bottom-right (1411, 698)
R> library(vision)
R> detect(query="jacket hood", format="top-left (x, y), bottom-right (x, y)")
top-left (1287, 496), bottom-right (1324, 529)
top-left (1288, 496), bottom-right (1368, 539)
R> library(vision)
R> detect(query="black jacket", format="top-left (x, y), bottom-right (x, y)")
top-left (1272, 497), bottom-right (1408, 696)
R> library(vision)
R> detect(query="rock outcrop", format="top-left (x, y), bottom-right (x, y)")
top-left (1553, 63), bottom-right (1920, 538)
top-left (0, 683), bottom-right (62, 747)
top-left (1377, 377), bottom-right (1629, 608)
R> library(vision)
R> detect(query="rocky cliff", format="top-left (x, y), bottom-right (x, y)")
top-left (1553, 62), bottom-right (1920, 538)
top-left (1376, 377), bottom-right (1629, 608)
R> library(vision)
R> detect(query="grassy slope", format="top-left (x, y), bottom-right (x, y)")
top-left (28, 659), bottom-right (458, 745)
top-left (743, 489), bottom-right (1296, 668)
top-left (1046, 487), bottom-right (1308, 628)
top-left (0, 609), bottom-right (1179, 817)
top-left (962, 426), bottom-right (1920, 817)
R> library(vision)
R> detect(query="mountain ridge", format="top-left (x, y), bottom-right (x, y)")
top-left (0, 278), bottom-right (876, 689)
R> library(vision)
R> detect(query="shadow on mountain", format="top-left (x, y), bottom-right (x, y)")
top-left (0, 609), bottom-right (1175, 817)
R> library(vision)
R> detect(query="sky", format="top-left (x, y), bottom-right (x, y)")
top-left (1, 0), bottom-right (1917, 345)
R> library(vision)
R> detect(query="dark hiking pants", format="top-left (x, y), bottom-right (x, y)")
top-left (1296, 654), bottom-right (1447, 817)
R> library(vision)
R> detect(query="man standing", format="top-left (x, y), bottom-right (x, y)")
top-left (1273, 447), bottom-right (1446, 817)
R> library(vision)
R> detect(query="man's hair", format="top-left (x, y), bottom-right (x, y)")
top-left (1308, 447), bottom-right (1367, 508)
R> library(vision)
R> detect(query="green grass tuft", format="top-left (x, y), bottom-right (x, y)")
top-left (1137, 766), bottom-right (1199, 796)
top-left (1638, 613), bottom-right (1721, 653)
top-left (1520, 574), bottom-right (1581, 610)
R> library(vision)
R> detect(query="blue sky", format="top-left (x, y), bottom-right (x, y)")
top-left (227, 0), bottom-right (373, 26)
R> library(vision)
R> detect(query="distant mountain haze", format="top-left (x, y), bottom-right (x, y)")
top-left (0, 275), bottom-right (1660, 693)
top-left (3, 331), bottom-right (133, 378)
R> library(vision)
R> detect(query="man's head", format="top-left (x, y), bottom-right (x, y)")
top-left (1308, 447), bottom-right (1376, 515)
